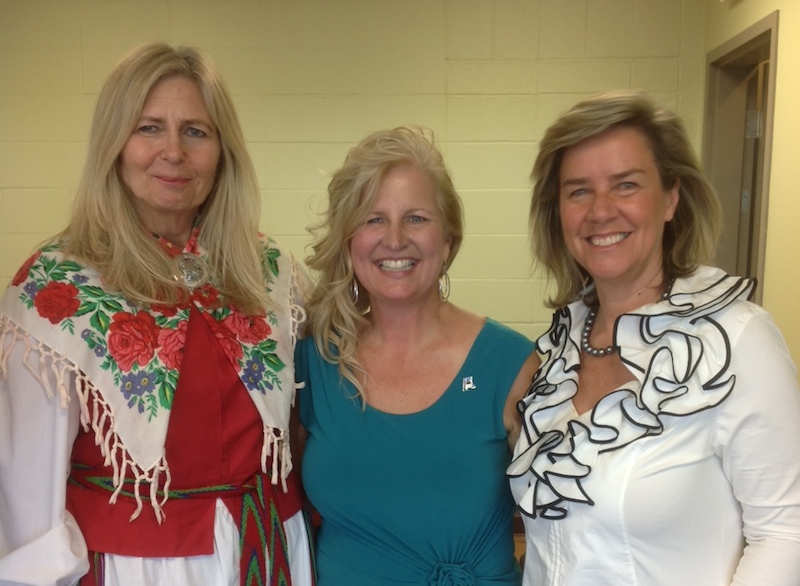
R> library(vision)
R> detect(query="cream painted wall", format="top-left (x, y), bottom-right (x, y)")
top-left (0, 0), bottom-right (704, 341)
top-left (705, 0), bottom-right (799, 361)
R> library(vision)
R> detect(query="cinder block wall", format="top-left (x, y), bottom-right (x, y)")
top-left (0, 0), bottom-right (704, 339)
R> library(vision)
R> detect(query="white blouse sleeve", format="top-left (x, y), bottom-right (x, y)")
top-left (0, 335), bottom-right (89, 585)
top-left (715, 309), bottom-right (800, 585)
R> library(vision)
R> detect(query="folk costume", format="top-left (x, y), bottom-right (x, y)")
top-left (0, 232), bottom-right (315, 586)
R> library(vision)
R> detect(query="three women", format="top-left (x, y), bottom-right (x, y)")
top-left (2, 41), bottom-right (798, 586)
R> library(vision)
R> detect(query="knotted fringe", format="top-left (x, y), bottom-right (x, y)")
top-left (2, 311), bottom-right (298, 516)
top-left (0, 318), bottom-right (170, 523)
top-left (288, 259), bottom-right (308, 351)
top-left (256, 255), bottom-right (307, 495)
top-left (262, 426), bottom-right (291, 493)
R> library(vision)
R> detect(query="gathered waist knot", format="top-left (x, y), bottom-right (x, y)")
top-left (428, 562), bottom-right (477, 586)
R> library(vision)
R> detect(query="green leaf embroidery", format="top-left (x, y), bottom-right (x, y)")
top-left (90, 310), bottom-right (111, 334)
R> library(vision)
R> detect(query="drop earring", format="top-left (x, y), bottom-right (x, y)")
top-left (438, 263), bottom-right (450, 302)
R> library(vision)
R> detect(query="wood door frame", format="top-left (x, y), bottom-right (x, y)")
top-left (703, 10), bottom-right (778, 304)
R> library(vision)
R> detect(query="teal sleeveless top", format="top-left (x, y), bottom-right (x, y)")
top-left (298, 319), bottom-right (534, 586)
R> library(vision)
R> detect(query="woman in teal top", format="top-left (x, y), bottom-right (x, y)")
top-left (297, 126), bottom-right (538, 585)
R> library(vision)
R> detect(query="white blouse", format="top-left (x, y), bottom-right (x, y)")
top-left (0, 344), bottom-right (313, 586)
top-left (509, 267), bottom-right (800, 585)
top-left (0, 239), bottom-right (313, 586)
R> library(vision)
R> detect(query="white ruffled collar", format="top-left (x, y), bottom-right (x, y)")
top-left (508, 266), bottom-right (754, 519)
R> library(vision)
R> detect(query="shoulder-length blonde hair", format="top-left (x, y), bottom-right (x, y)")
top-left (530, 90), bottom-right (722, 308)
top-left (305, 126), bottom-right (463, 401)
top-left (61, 42), bottom-right (268, 314)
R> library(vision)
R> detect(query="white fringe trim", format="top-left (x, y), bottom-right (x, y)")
top-left (289, 257), bottom-right (308, 352)
top-left (262, 425), bottom-right (292, 493)
top-left (2, 313), bottom-right (294, 514)
top-left (1, 319), bottom-right (171, 524)
top-left (279, 255), bottom-right (309, 487)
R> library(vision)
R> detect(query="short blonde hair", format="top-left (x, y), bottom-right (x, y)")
top-left (305, 126), bottom-right (463, 400)
top-left (530, 90), bottom-right (722, 308)
top-left (62, 42), bottom-right (268, 313)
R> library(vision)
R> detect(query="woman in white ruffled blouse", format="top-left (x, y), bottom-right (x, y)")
top-left (508, 90), bottom-right (800, 585)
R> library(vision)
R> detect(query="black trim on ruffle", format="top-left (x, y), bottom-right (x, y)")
top-left (508, 267), bottom-right (755, 520)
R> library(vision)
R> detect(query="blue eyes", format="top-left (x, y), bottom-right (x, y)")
top-left (185, 127), bottom-right (207, 138)
top-left (567, 182), bottom-right (639, 198)
top-left (364, 215), bottom-right (430, 225)
top-left (135, 125), bottom-right (209, 138)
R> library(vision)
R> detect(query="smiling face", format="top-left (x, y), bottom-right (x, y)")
top-left (558, 126), bottom-right (679, 294)
top-left (349, 164), bottom-right (451, 309)
top-left (119, 75), bottom-right (221, 243)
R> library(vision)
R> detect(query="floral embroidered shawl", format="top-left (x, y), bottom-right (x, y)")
top-left (508, 266), bottom-right (754, 520)
top-left (0, 235), bottom-right (307, 522)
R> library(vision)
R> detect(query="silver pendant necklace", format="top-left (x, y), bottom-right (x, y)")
top-left (171, 252), bottom-right (210, 289)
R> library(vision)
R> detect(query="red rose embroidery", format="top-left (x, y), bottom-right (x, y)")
top-left (12, 252), bottom-right (40, 286)
top-left (193, 284), bottom-right (221, 309)
top-left (204, 314), bottom-right (244, 364)
top-left (108, 312), bottom-right (160, 371)
top-left (33, 281), bottom-right (80, 324)
top-left (150, 303), bottom-right (180, 317)
top-left (157, 320), bottom-right (188, 370)
top-left (224, 310), bottom-right (272, 344)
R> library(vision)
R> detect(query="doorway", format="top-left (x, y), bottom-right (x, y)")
top-left (702, 11), bottom-right (778, 305)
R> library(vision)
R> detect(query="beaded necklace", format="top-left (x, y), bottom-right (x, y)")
top-left (581, 280), bottom-right (673, 358)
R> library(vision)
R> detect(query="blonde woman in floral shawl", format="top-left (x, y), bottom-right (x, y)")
top-left (508, 91), bottom-right (800, 584)
top-left (0, 43), bottom-right (314, 586)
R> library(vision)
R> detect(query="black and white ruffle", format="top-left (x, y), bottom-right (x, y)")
top-left (508, 266), bottom-right (754, 520)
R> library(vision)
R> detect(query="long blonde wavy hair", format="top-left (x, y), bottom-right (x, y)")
top-left (305, 126), bottom-right (464, 401)
top-left (60, 42), bottom-right (269, 314)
